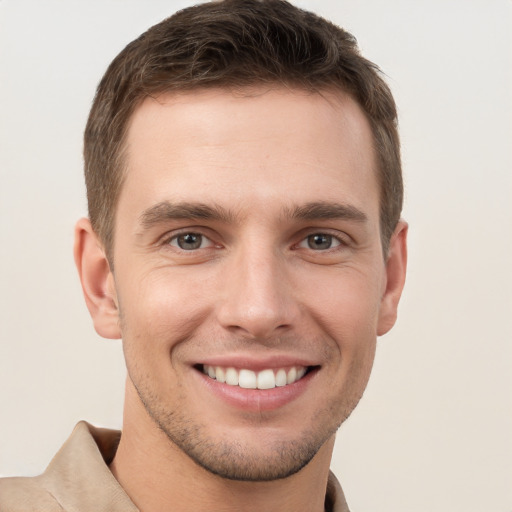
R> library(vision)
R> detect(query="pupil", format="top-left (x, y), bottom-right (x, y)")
top-left (178, 233), bottom-right (201, 250)
top-left (309, 234), bottom-right (331, 250)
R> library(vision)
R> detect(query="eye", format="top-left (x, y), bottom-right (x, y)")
top-left (168, 232), bottom-right (213, 251)
top-left (299, 233), bottom-right (341, 251)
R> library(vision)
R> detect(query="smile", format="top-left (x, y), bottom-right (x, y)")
top-left (201, 365), bottom-right (308, 390)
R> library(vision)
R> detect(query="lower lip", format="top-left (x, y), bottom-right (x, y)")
top-left (195, 368), bottom-right (317, 412)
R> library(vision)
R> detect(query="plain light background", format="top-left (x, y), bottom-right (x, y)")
top-left (1, 1), bottom-right (511, 510)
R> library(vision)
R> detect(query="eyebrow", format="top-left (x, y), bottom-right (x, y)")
top-left (138, 199), bottom-right (368, 232)
top-left (287, 201), bottom-right (368, 223)
top-left (139, 201), bottom-right (238, 229)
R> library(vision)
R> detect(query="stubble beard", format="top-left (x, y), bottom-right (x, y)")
top-left (131, 376), bottom-right (364, 482)
top-left (119, 304), bottom-right (375, 482)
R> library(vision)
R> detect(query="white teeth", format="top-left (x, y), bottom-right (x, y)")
top-left (215, 367), bottom-right (226, 383)
top-left (239, 369), bottom-right (257, 389)
top-left (287, 367), bottom-right (297, 385)
top-left (257, 369), bottom-right (275, 390)
top-left (275, 369), bottom-right (287, 387)
top-left (225, 367), bottom-right (238, 386)
top-left (202, 365), bottom-right (308, 389)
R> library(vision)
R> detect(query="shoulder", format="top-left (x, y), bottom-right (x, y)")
top-left (0, 422), bottom-right (136, 512)
top-left (0, 475), bottom-right (63, 511)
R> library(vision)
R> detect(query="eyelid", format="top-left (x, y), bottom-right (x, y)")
top-left (297, 234), bottom-right (341, 250)
top-left (158, 227), bottom-right (220, 250)
top-left (169, 233), bottom-right (214, 250)
top-left (294, 229), bottom-right (352, 250)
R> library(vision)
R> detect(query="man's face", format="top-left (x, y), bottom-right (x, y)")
top-left (108, 87), bottom-right (402, 480)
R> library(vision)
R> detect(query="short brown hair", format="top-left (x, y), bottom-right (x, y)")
top-left (84, 0), bottom-right (402, 259)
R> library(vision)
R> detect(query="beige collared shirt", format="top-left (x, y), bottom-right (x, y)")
top-left (0, 422), bottom-right (350, 511)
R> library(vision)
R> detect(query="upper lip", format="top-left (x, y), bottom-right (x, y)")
top-left (194, 354), bottom-right (320, 371)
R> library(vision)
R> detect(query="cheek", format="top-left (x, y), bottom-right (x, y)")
top-left (118, 268), bottom-right (214, 356)
top-left (304, 268), bottom-right (383, 339)
top-left (303, 268), bottom-right (381, 388)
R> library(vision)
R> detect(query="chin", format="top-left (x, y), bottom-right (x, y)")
top-left (138, 389), bottom-right (351, 483)
top-left (158, 420), bottom-right (331, 482)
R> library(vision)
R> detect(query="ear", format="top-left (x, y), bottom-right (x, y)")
top-left (74, 218), bottom-right (121, 339)
top-left (377, 220), bottom-right (408, 336)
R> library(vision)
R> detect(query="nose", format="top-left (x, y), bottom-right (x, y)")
top-left (216, 244), bottom-right (299, 340)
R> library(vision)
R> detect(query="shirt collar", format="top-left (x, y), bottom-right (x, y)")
top-left (42, 421), bottom-right (350, 511)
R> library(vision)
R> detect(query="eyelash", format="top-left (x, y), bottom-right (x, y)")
top-left (160, 229), bottom-right (350, 253)
top-left (299, 232), bottom-right (349, 251)
top-left (162, 230), bottom-right (217, 251)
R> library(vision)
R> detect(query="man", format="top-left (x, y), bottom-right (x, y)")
top-left (0, 0), bottom-right (407, 510)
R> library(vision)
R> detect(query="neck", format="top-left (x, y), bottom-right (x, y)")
top-left (110, 382), bottom-right (335, 512)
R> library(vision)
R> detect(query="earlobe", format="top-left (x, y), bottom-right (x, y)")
top-left (377, 221), bottom-right (408, 336)
top-left (74, 218), bottom-right (121, 339)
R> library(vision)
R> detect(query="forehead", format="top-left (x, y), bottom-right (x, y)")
top-left (120, 86), bottom-right (379, 224)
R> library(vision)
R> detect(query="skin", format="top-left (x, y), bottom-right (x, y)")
top-left (75, 87), bottom-right (407, 512)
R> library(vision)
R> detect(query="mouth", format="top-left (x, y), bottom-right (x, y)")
top-left (198, 364), bottom-right (314, 390)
